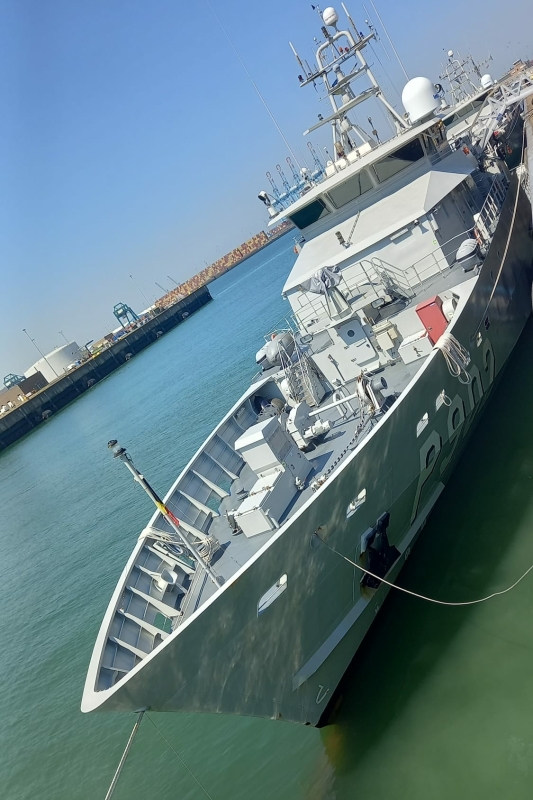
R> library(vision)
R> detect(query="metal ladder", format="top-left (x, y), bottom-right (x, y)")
top-left (277, 336), bottom-right (320, 406)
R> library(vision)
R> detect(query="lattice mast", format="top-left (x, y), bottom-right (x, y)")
top-left (289, 4), bottom-right (408, 161)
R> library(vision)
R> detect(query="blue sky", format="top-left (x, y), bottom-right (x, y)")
top-left (0, 0), bottom-right (530, 377)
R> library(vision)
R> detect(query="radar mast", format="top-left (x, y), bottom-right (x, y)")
top-left (289, 4), bottom-right (408, 162)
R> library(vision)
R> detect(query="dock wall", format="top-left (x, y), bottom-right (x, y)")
top-left (0, 285), bottom-right (212, 452)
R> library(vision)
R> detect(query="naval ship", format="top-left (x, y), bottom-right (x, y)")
top-left (82, 6), bottom-right (533, 726)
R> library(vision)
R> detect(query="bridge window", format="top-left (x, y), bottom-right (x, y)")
top-left (373, 139), bottom-right (424, 183)
top-left (288, 199), bottom-right (329, 230)
top-left (443, 95), bottom-right (488, 127)
top-left (327, 169), bottom-right (374, 208)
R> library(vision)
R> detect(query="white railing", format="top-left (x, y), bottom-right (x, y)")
top-left (291, 260), bottom-right (384, 331)
top-left (404, 227), bottom-right (480, 285)
top-left (290, 167), bottom-right (510, 332)
top-left (473, 172), bottom-right (509, 248)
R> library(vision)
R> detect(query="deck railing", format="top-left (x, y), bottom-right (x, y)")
top-left (472, 172), bottom-right (509, 248)
top-left (289, 167), bottom-right (510, 332)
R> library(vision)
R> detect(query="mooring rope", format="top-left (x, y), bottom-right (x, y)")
top-left (314, 533), bottom-right (533, 607)
top-left (146, 714), bottom-right (215, 800)
top-left (104, 711), bottom-right (144, 800)
top-left (103, 711), bottom-right (216, 800)
top-left (435, 331), bottom-right (472, 384)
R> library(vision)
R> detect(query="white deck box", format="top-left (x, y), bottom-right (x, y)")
top-left (234, 469), bottom-right (296, 538)
top-left (235, 416), bottom-right (311, 482)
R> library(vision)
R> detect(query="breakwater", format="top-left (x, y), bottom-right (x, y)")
top-left (156, 222), bottom-right (293, 308)
top-left (0, 285), bottom-right (211, 452)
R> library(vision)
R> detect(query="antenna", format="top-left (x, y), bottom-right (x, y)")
top-left (361, 4), bottom-right (404, 104)
top-left (362, 3), bottom-right (390, 61)
top-left (204, 0), bottom-right (302, 167)
top-left (289, 41), bottom-right (306, 73)
top-left (340, 2), bottom-right (360, 39)
top-left (364, 16), bottom-right (377, 40)
top-left (369, 0), bottom-right (409, 82)
top-left (108, 440), bottom-right (223, 588)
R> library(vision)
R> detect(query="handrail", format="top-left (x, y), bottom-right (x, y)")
top-left (290, 166), bottom-right (510, 331)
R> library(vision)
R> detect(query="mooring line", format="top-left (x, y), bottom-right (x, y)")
top-left (146, 714), bottom-right (215, 800)
top-left (104, 711), bottom-right (144, 800)
top-left (314, 534), bottom-right (533, 607)
top-left (103, 711), bottom-right (215, 800)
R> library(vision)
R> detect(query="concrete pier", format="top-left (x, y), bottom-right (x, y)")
top-left (0, 285), bottom-right (211, 452)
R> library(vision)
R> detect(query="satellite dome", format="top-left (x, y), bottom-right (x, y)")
top-left (448, 50), bottom-right (454, 58)
top-left (480, 73), bottom-right (494, 89)
top-left (402, 77), bottom-right (440, 123)
top-left (323, 7), bottom-right (339, 27)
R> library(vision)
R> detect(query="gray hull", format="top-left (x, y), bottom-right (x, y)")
top-left (93, 177), bottom-right (533, 726)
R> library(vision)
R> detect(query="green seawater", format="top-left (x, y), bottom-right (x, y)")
top-left (1, 234), bottom-right (533, 799)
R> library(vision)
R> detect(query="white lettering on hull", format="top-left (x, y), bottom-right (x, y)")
top-left (292, 339), bottom-right (496, 695)
top-left (412, 337), bottom-right (495, 523)
top-left (316, 685), bottom-right (330, 704)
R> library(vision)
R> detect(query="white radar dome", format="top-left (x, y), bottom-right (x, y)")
top-left (402, 77), bottom-right (440, 123)
top-left (480, 73), bottom-right (494, 89)
top-left (448, 50), bottom-right (454, 58)
top-left (323, 7), bottom-right (339, 27)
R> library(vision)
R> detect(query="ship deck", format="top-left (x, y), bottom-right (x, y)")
top-left (179, 262), bottom-right (479, 622)
top-left (91, 258), bottom-right (480, 696)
